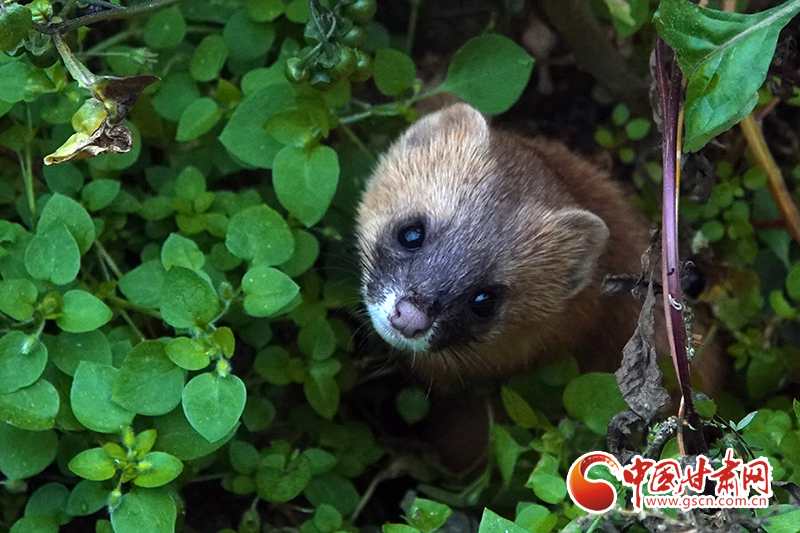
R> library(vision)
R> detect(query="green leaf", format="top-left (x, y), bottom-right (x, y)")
top-left (66, 480), bottom-right (109, 517)
top-left (37, 193), bottom-right (95, 254)
top-left (56, 290), bottom-right (113, 333)
top-left (383, 525), bottom-right (419, 533)
top-left (625, 118), bottom-right (651, 140)
top-left (24, 223), bottom-right (81, 285)
top-left (112, 341), bottom-right (184, 416)
top-left (501, 387), bottom-right (543, 429)
top-left (304, 375), bottom-right (339, 420)
top-left (191, 34), bottom-right (229, 81)
top-left (174, 167), bottom-right (207, 201)
top-left (245, 0), bottom-right (284, 21)
top-left (787, 261), bottom-right (800, 302)
top-left (118, 260), bottom-right (167, 309)
top-left (514, 503), bottom-right (557, 533)
top-left (152, 406), bottom-right (237, 461)
top-left (133, 429), bottom-right (157, 456)
top-left (253, 346), bottom-right (293, 385)
top-left (43, 164), bottom-right (83, 197)
top-left (242, 266), bottom-right (300, 317)
top-left (24, 483), bottom-right (70, 525)
top-left (0, 424), bottom-right (57, 480)
top-left (143, 6), bottom-right (186, 49)
top-left (241, 395), bottom-right (276, 432)
top-left (210, 327), bottom-right (235, 358)
top-left (152, 73), bottom-right (200, 122)
top-left (0, 378), bottom-right (60, 430)
top-left (229, 440), bottom-right (260, 475)
top-left (438, 34), bottom-right (534, 114)
top-left (0, 332), bottom-right (47, 394)
top-left (395, 387), bottom-right (430, 425)
top-left (273, 145), bottom-right (340, 227)
top-left (525, 454), bottom-right (567, 504)
top-left (165, 337), bottom-right (210, 370)
top-left (303, 472), bottom-right (360, 515)
top-left (373, 49), bottom-right (416, 96)
top-left (770, 291), bottom-right (798, 319)
top-left (223, 9), bottom-right (275, 61)
top-left (303, 448), bottom-right (337, 475)
top-left (0, 279), bottom-right (38, 321)
top-left (313, 504), bottom-right (343, 533)
top-left (406, 498), bottom-right (452, 533)
top-left (81, 179), bottom-right (121, 211)
top-left (9, 516), bottom-right (59, 533)
top-left (176, 97), bottom-right (222, 142)
top-left (654, 0), bottom-right (800, 152)
top-left (280, 229), bottom-right (319, 277)
top-left (132, 452), bottom-right (184, 488)
top-left (257, 452), bottom-right (312, 503)
top-left (0, 4), bottom-right (33, 51)
top-left (491, 424), bottom-right (525, 487)
top-left (161, 233), bottom-right (205, 271)
top-left (0, 61), bottom-right (31, 104)
top-left (563, 373), bottom-right (627, 434)
top-left (604, 0), bottom-right (649, 37)
top-left (182, 372), bottom-right (246, 442)
top-left (110, 488), bottom-right (176, 533)
top-left (218, 82), bottom-right (295, 168)
top-left (68, 448), bottom-right (117, 481)
top-left (50, 330), bottom-right (112, 376)
top-left (298, 317), bottom-right (336, 361)
top-left (71, 361), bottom-right (135, 433)
top-left (159, 267), bottom-right (219, 329)
top-left (264, 106), bottom-right (331, 148)
top-left (226, 204), bottom-right (294, 266)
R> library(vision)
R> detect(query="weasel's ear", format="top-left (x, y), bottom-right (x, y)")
top-left (399, 103), bottom-right (490, 148)
top-left (541, 208), bottom-right (610, 299)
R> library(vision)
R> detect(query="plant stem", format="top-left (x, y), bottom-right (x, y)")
top-left (83, 28), bottom-right (141, 55)
top-left (585, 515), bottom-right (604, 533)
top-left (739, 115), bottom-right (800, 246)
top-left (338, 123), bottom-right (376, 161)
top-left (52, 32), bottom-right (98, 97)
top-left (654, 38), bottom-right (705, 455)
top-left (40, 0), bottom-right (181, 36)
top-left (94, 240), bottom-right (124, 279)
top-left (405, 0), bottom-right (422, 56)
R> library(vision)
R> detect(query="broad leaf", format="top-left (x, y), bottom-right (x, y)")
top-left (655, 0), bottom-right (800, 151)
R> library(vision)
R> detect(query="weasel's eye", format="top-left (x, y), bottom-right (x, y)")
top-left (469, 290), bottom-right (498, 319)
top-left (398, 223), bottom-right (425, 251)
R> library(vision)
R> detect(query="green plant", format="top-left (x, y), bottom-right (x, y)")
top-left (1, 0), bottom-right (800, 532)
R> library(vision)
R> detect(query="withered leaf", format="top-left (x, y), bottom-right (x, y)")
top-left (44, 118), bottom-right (132, 165)
top-left (614, 283), bottom-right (670, 423)
top-left (93, 75), bottom-right (158, 123)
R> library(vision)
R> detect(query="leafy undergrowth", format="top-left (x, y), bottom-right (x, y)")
top-left (0, 1), bottom-right (799, 533)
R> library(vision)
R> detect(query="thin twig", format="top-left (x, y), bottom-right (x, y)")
top-left (38, 0), bottom-right (181, 35)
top-left (739, 115), bottom-right (800, 246)
top-left (339, 123), bottom-right (376, 162)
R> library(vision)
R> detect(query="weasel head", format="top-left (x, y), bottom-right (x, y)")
top-left (356, 104), bottom-right (609, 383)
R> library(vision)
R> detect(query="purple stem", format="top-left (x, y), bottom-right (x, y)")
top-left (655, 38), bottom-right (705, 453)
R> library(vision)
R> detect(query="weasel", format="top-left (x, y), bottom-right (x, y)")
top-left (356, 103), bottom-right (648, 388)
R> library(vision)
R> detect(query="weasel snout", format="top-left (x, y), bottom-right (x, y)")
top-left (389, 298), bottom-right (433, 338)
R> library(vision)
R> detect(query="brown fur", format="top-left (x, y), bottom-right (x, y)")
top-left (357, 104), bottom-right (648, 387)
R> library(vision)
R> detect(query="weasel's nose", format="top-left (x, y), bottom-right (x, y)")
top-left (389, 298), bottom-right (432, 338)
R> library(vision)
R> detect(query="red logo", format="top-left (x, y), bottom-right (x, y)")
top-left (566, 452), bottom-right (622, 513)
top-left (566, 450), bottom-right (773, 513)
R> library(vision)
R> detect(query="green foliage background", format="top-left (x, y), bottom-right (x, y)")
top-left (0, 0), bottom-right (799, 532)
